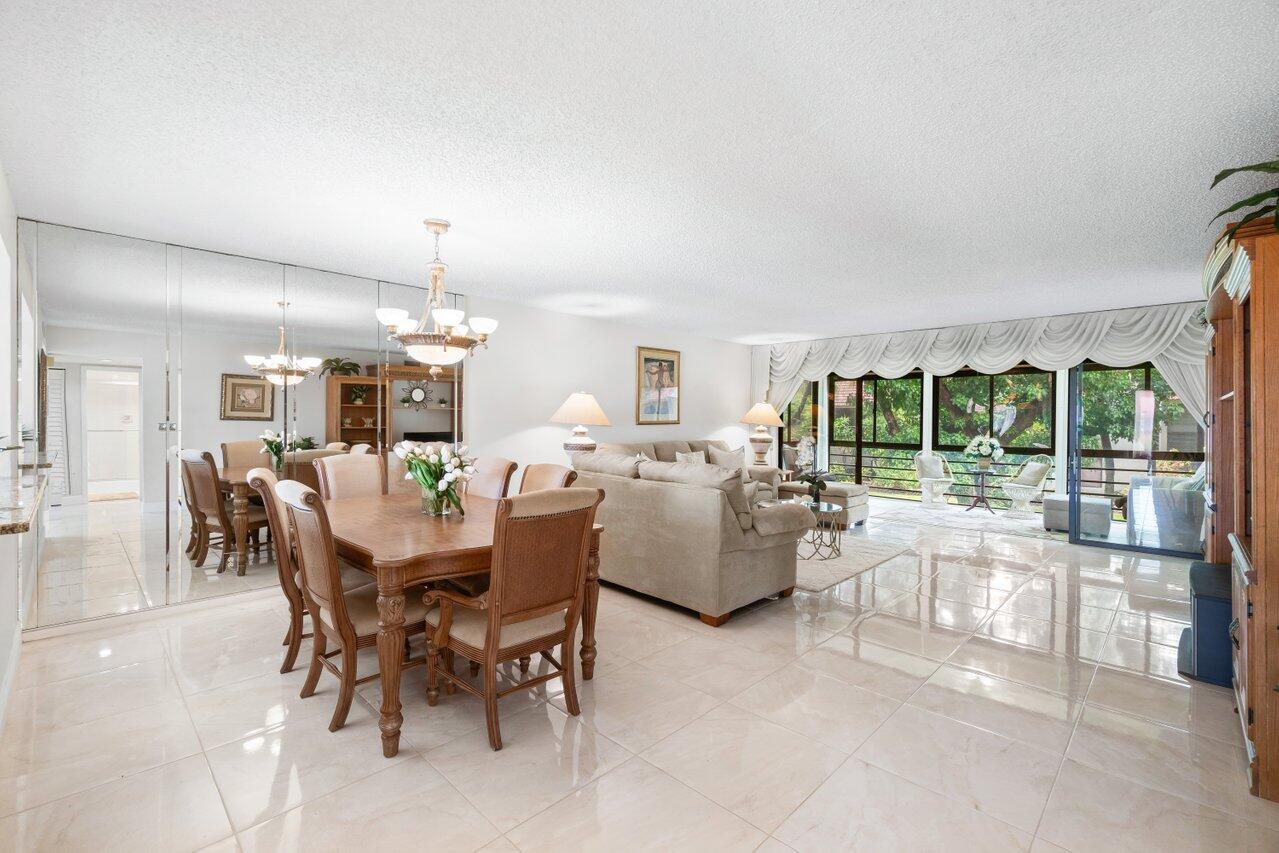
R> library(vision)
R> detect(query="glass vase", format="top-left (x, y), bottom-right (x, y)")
top-left (421, 488), bottom-right (450, 517)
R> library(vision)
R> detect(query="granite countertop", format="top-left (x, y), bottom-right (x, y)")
top-left (0, 475), bottom-right (47, 535)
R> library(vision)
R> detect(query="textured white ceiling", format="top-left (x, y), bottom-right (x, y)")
top-left (2, 1), bottom-right (1277, 343)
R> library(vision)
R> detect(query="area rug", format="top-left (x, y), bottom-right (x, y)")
top-left (796, 538), bottom-right (909, 592)
top-left (876, 502), bottom-right (1067, 542)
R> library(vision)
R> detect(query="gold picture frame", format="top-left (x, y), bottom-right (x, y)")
top-left (636, 346), bottom-right (680, 425)
top-left (220, 373), bottom-right (275, 421)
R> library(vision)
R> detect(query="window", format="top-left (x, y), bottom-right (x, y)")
top-left (781, 381), bottom-right (817, 446)
top-left (1079, 363), bottom-right (1203, 457)
top-left (829, 373), bottom-right (923, 494)
top-left (934, 367), bottom-right (1054, 452)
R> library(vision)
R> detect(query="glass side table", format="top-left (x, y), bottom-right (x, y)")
top-left (796, 499), bottom-right (842, 560)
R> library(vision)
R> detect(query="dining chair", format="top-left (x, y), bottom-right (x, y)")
top-left (179, 450), bottom-right (269, 573)
top-left (314, 452), bottom-right (387, 500)
top-left (349, 443), bottom-right (373, 454)
top-left (423, 487), bottom-right (604, 750)
top-left (248, 467), bottom-right (374, 673)
top-left (518, 463), bottom-right (578, 493)
top-left (278, 480), bottom-right (428, 731)
top-left (221, 440), bottom-right (263, 469)
top-left (467, 456), bottom-right (517, 499)
top-left (325, 441), bottom-right (349, 451)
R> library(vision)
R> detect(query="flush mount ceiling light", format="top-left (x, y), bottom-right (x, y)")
top-left (376, 219), bottom-right (498, 379)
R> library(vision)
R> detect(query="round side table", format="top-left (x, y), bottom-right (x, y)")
top-left (797, 499), bottom-right (842, 560)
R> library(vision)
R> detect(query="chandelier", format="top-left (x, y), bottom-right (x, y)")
top-left (244, 324), bottom-right (322, 387)
top-left (375, 219), bottom-right (497, 379)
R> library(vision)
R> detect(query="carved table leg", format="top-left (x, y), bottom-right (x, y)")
top-left (580, 529), bottom-right (601, 680)
top-left (375, 568), bottom-right (406, 758)
top-left (232, 483), bottom-right (250, 575)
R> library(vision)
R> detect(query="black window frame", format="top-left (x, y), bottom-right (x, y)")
top-left (780, 381), bottom-right (818, 447)
top-left (1077, 361), bottom-right (1204, 464)
top-left (827, 372), bottom-right (924, 487)
top-left (932, 365), bottom-right (1057, 454)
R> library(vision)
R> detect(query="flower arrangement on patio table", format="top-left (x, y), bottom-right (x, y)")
top-left (393, 440), bottom-right (475, 517)
top-left (963, 434), bottom-right (1004, 470)
top-left (259, 429), bottom-right (285, 470)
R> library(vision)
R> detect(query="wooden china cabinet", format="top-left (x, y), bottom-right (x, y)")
top-left (1204, 215), bottom-right (1279, 800)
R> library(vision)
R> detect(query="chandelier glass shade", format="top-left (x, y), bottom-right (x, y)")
top-left (377, 219), bottom-right (497, 377)
top-left (244, 326), bottom-right (321, 386)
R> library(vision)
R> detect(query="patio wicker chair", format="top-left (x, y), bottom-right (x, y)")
top-left (914, 450), bottom-right (955, 507)
top-left (997, 453), bottom-right (1054, 517)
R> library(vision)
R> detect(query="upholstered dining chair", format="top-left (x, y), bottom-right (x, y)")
top-left (221, 440), bottom-right (262, 469)
top-left (313, 452), bottom-right (387, 500)
top-left (324, 441), bottom-right (349, 451)
top-left (467, 456), bottom-right (517, 500)
top-left (278, 480), bottom-right (428, 731)
top-left (248, 467), bottom-right (373, 673)
top-left (518, 463), bottom-right (578, 493)
top-left (423, 487), bottom-right (604, 750)
top-left (179, 449), bottom-right (269, 573)
top-left (348, 443), bottom-right (373, 454)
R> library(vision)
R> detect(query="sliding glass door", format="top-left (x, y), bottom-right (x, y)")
top-left (827, 374), bottom-right (923, 495)
top-left (1067, 362), bottom-right (1205, 556)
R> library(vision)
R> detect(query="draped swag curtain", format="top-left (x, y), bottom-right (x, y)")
top-left (754, 301), bottom-right (1210, 429)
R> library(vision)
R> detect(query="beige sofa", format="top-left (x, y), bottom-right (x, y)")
top-left (595, 439), bottom-right (783, 499)
top-left (573, 451), bottom-right (815, 626)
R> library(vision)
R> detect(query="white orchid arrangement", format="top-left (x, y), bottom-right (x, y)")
top-left (259, 429), bottom-right (285, 468)
top-left (795, 436), bottom-right (816, 473)
top-left (393, 440), bottom-right (475, 516)
top-left (964, 434), bottom-right (1004, 460)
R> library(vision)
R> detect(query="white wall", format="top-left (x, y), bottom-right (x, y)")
top-left (463, 295), bottom-right (754, 469)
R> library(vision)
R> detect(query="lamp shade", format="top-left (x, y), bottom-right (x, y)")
top-left (740, 401), bottom-right (784, 427)
top-left (551, 392), bottom-right (610, 427)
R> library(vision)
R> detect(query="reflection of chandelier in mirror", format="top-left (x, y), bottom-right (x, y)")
top-left (244, 325), bottom-right (322, 387)
top-left (375, 219), bottom-right (498, 379)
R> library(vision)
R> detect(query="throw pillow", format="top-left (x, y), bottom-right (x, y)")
top-left (917, 455), bottom-right (945, 479)
top-left (707, 444), bottom-right (746, 470)
top-left (675, 450), bottom-right (707, 465)
top-left (1012, 461), bottom-right (1050, 486)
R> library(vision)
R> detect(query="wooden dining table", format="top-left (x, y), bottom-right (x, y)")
top-left (324, 491), bottom-right (604, 758)
top-left (218, 463), bottom-right (318, 573)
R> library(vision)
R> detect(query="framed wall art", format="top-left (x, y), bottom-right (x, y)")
top-left (220, 373), bottom-right (275, 421)
top-left (636, 346), bottom-right (680, 424)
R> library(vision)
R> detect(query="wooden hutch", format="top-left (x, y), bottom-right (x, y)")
top-left (1204, 215), bottom-right (1278, 800)
top-left (325, 363), bottom-right (463, 451)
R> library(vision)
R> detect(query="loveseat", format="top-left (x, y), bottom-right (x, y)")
top-left (573, 451), bottom-right (814, 625)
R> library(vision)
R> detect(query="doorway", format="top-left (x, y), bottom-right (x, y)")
top-left (83, 366), bottom-right (142, 502)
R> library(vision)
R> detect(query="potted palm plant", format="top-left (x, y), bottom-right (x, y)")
top-left (1211, 158), bottom-right (1279, 242)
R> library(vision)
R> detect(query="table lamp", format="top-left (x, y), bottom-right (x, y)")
top-left (740, 401), bottom-right (784, 465)
top-left (551, 392), bottom-right (611, 457)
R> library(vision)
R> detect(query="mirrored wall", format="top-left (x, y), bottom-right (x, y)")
top-left (20, 219), bottom-right (465, 628)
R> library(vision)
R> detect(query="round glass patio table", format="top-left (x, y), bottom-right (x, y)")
top-left (796, 499), bottom-right (842, 560)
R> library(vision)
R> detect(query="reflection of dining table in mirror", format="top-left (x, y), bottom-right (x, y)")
top-left (217, 451), bottom-right (336, 569)
top-left (324, 491), bottom-right (604, 758)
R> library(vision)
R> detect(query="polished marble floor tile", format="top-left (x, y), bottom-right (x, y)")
top-left (237, 756), bottom-right (499, 851)
top-left (637, 634), bottom-right (792, 700)
top-left (730, 663), bottom-right (899, 753)
top-left (857, 704), bottom-right (1059, 832)
top-left (949, 635), bottom-right (1098, 700)
top-left (1039, 758), bottom-right (1279, 852)
top-left (642, 704), bottom-right (845, 833)
top-left (0, 755), bottom-right (233, 852)
top-left (775, 757), bottom-right (1033, 851)
top-left (506, 757), bottom-right (765, 852)
top-left (846, 610), bottom-right (974, 661)
top-left (1086, 665), bottom-right (1240, 745)
top-left (797, 634), bottom-right (939, 700)
top-left (908, 664), bottom-right (1082, 753)
top-left (425, 704), bottom-right (632, 832)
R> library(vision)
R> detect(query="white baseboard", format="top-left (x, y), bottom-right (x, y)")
top-left (0, 623), bottom-right (23, 735)
top-left (22, 585), bottom-right (278, 643)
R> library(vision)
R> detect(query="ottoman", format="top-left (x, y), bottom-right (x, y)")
top-left (1042, 493), bottom-right (1112, 537)
top-left (778, 480), bottom-right (869, 529)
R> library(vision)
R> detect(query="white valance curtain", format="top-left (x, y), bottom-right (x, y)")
top-left (756, 301), bottom-right (1210, 429)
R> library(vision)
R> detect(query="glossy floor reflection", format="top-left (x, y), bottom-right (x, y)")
top-left (34, 499), bottom-right (279, 628)
top-left (4, 502), bottom-right (1274, 851)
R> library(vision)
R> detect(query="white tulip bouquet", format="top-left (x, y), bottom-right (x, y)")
top-left (259, 429), bottom-right (285, 470)
top-left (393, 440), bottom-right (476, 517)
